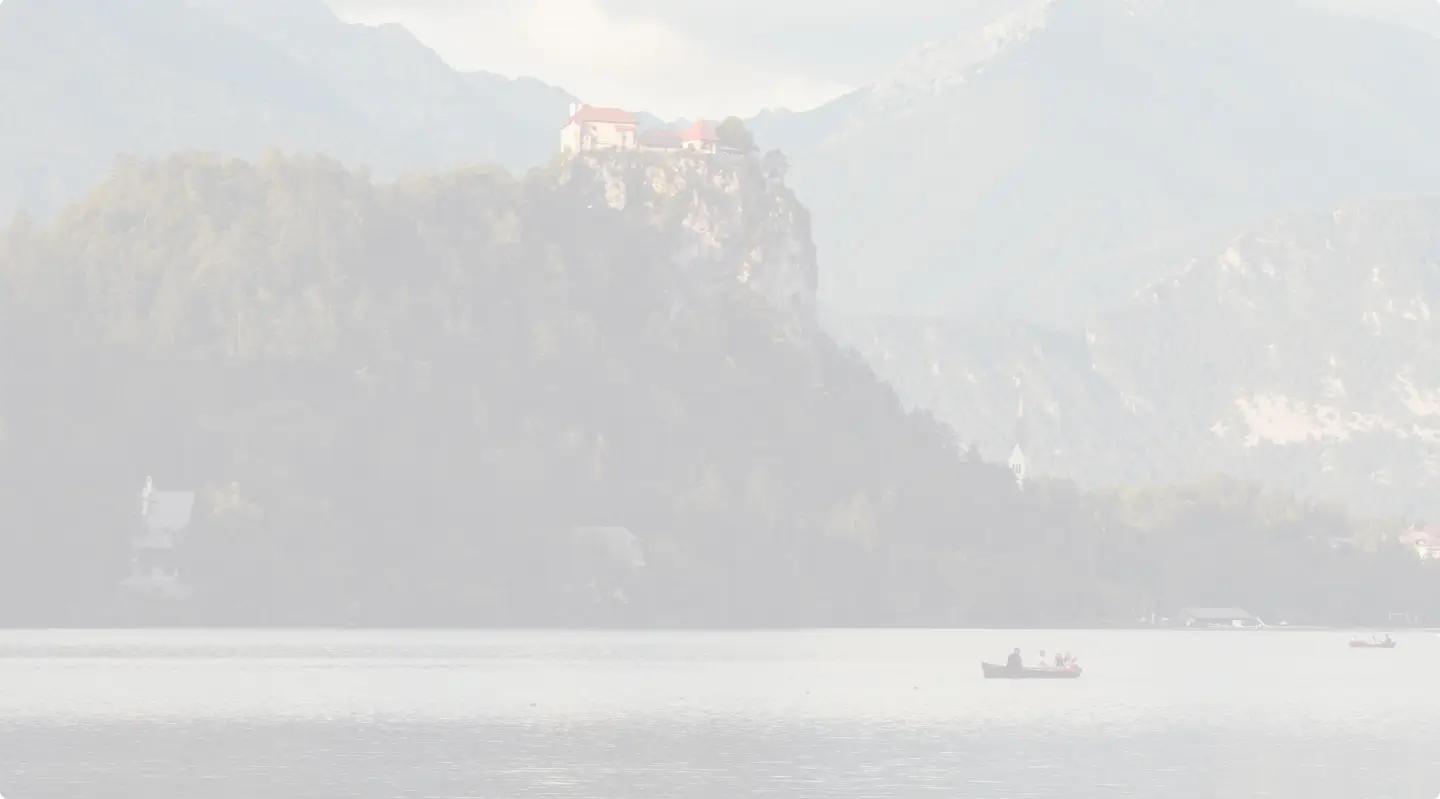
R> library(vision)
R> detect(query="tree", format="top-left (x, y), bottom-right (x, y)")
top-left (716, 117), bottom-right (757, 152)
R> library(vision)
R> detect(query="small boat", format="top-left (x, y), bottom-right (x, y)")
top-left (1349, 639), bottom-right (1397, 648)
top-left (981, 662), bottom-right (1083, 679)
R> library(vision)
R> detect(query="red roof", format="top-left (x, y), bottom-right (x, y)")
top-left (679, 119), bottom-right (719, 142)
top-left (565, 105), bottom-right (638, 126)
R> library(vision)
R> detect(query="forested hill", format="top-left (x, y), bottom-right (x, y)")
top-left (0, 152), bottom-right (1433, 627)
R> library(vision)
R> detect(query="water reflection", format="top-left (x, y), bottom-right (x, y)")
top-left (1, 630), bottom-right (1438, 798)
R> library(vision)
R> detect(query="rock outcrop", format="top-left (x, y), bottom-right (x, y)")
top-left (558, 151), bottom-right (819, 341)
top-left (829, 198), bottom-right (1440, 516)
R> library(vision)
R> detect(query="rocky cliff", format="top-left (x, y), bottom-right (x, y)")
top-left (829, 198), bottom-right (1440, 517)
top-left (1092, 199), bottom-right (1440, 515)
top-left (557, 151), bottom-right (819, 340)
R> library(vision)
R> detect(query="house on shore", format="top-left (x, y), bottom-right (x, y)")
top-left (121, 475), bottom-right (195, 601)
top-left (561, 104), bottom-right (725, 156)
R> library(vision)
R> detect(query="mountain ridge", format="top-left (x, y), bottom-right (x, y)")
top-left (0, 0), bottom-right (578, 222)
top-left (831, 196), bottom-right (1440, 517)
top-left (760, 0), bottom-right (1440, 326)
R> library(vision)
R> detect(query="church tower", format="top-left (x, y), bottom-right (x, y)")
top-left (1007, 381), bottom-right (1029, 489)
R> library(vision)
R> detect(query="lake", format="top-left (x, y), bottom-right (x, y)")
top-left (1, 629), bottom-right (1437, 798)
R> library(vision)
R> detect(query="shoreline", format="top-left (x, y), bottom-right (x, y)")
top-left (0, 625), bottom-right (1434, 634)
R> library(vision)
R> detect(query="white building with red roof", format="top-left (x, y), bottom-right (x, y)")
top-left (562, 104), bottom-right (724, 156)
top-left (560, 103), bottom-right (639, 154)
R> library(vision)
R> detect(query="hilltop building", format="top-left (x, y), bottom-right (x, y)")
top-left (560, 104), bottom-right (722, 155)
top-left (560, 104), bottom-right (637, 153)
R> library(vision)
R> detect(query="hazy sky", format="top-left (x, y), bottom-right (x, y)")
top-left (327, 0), bottom-right (1020, 118)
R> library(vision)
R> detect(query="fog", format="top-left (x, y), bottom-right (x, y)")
top-left (2, 0), bottom-right (1439, 796)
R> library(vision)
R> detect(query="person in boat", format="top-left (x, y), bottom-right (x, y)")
top-left (1384, 634), bottom-right (1393, 644)
top-left (1036, 649), bottom-right (1049, 669)
top-left (1054, 652), bottom-right (1065, 668)
top-left (1006, 648), bottom-right (1023, 672)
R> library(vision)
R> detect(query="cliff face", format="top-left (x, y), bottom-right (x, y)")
top-left (822, 312), bottom-right (1151, 480)
top-left (556, 152), bottom-right (819, 341)
top-left (828, 198), bottom-right (1440, 517)
top-left (1090, 199), bottom-right (1440, 514)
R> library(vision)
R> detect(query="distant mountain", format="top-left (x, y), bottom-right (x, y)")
top-left (760, 0), bottom-right (1440, 327)
top-left (0, 0), bottom-right (577, 221)
top-left (822, 310), bottom-right (1158, 481)
top-left (1299, 0), bottom-right (1440, 38)
top-left (1091, 197), bottom-right (1440, 515)
top-left (829, 198), bottom-right (1440, 517)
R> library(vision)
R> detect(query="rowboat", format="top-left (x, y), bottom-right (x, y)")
top-left (981, 662), bottom-right (1083, 679)
top-left (1349, 639), bottom-right (1396, 648)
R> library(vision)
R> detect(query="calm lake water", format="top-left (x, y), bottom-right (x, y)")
top-left (2, 629), bottom-right (1438, 798)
